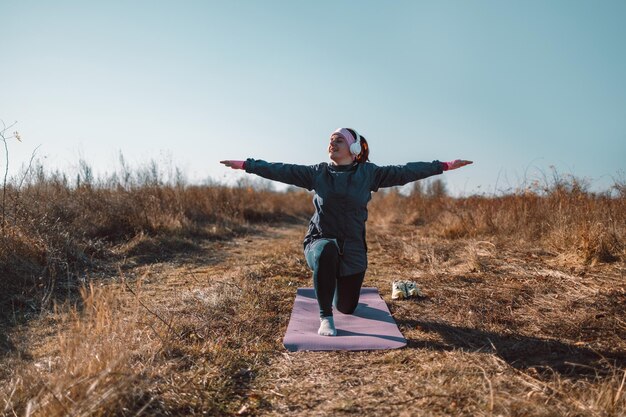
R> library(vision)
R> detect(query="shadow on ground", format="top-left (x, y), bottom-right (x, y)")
top-left (397, 319), bottom-right (626, 379)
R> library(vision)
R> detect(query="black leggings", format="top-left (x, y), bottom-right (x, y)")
top-left (305, 240), bottom-right (365, 317)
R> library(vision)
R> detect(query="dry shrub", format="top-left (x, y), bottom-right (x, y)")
top-left (462, 241), bottom-right (495, 273)
top-left (1, 230), bottom-right (310, 416)
top-left (0, 168), bottom-right (313, 320)
top-left (2, 283), bottom-right (154, 416)
top-left (0, 280), bottom-right (246, 416)
top-left (431, 210), bottom-right (470, 239)
top-left (0, 225), bottom-right (46, 283)
top-left (368, 189), bottom-right (408, 226)
top-left (557, 220), bottom-right (619, 265)
top-left (369, 175), bottom-right (625, 266)
top-left (241, 189), bottom-right (312, 223)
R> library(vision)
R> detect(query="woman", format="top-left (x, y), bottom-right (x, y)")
top-left (221, 128), bottom-right (472, 336)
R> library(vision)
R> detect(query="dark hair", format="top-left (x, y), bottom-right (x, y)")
top-left (346, 128), bottom-right (370, 163)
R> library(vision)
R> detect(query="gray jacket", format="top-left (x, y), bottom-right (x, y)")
top-left (245, 159), bottom-right (444, 275)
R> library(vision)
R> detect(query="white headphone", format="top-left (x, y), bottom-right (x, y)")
top-left (349, 129), bottom-right (361, 156)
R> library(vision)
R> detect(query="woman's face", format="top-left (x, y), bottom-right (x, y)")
top-left (328, 133), bottom-right (353, 164)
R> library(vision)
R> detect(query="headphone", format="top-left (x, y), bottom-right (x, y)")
top-left (349, 129), bottom-right (361, 156)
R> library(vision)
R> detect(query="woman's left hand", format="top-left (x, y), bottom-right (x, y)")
top-left (443, 159), bottom-right (473, 171)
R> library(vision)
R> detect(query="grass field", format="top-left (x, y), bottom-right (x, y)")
top-left (0, 167), bottom-right (624, 416)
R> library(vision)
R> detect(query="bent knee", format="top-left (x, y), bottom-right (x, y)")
top-left (336, 304), bottom-right (358, 315)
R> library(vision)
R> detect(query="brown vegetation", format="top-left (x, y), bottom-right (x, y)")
top-left (0, 166), bottom-right (312, 321)
top-left (0, 166), bottom-right (624, 416)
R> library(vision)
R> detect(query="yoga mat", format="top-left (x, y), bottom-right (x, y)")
top-left (283, 287), bottom-right (407, 352)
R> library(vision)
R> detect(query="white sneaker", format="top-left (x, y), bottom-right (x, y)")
top-left (391, 281), bottom-right (408, 300)
top-left (405, 281), bottom-right (422, 297)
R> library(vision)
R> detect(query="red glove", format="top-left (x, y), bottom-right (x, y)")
top-left (220, 160), bottom-right (246, 170)
top-left (442, 160), bottom-right (472, 171)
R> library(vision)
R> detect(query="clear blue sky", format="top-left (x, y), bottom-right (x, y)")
top-left (1, 0), bottom-right (625, 196)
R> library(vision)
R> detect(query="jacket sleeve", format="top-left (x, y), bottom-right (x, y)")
top-left (244, 159), bottom-right (317, 191)
top-left (369, 161), bottom-right (444, 191)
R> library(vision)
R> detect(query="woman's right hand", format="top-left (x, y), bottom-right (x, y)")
top-left (443, 159), bottom-right (473, 171)
top-left (220, 160), bottom-right (246, 170)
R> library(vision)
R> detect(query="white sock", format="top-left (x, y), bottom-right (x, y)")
top-left (318, 316), bottom-right (337, 336)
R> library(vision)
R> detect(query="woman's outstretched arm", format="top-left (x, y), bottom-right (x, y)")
top-left (220, 159), bottom-right (318, 190)
top-left (369, 159), bottom-right (473, 191)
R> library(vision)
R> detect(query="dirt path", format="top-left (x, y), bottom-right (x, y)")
top-left (2, 222), bottom-right (625, 416)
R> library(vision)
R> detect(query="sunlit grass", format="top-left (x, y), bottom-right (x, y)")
top-left (0, 159), bottom-right (624, 416)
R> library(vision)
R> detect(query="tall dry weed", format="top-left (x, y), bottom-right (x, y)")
top-left (1, 233), bottom-right (309, 416)
top-left (2, 282), bottom-right (158, 416)
top-left (0, 163), bottom-right (312, 322)
top-left (370, 174), bottom-right (625, 267)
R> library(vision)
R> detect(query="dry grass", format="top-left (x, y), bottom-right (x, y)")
top-left (1, 227), bottom-right (311, 416)
top-left (0, 168), bottom-right (313, 322)
top-left (0, 167), bottom-right (625, 416)
top-left (251, 223), bottom-right (625, 417)
top-left (369, 177), bottom-right (625, 268)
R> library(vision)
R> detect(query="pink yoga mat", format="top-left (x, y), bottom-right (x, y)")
top-left (283, 287), bottom-right (407, 352)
